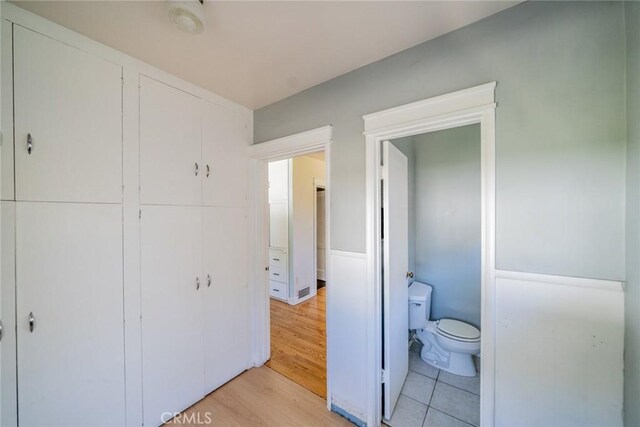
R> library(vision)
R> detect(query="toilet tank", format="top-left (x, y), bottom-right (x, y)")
top-left (408, 281), bottom-right (432, 330)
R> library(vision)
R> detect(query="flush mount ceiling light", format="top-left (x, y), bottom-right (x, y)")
top-left (167, 0), bottom-right (205, 34)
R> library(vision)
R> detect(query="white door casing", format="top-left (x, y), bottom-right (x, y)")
top-left (140, 76), bottom-right (202, 206)
top-left (13, 26), bottom-right (122, 204)
top-left (248, 125), bottom-right (332, 407)
top-left (382, 141), bottom-right (410, 420)
top-left (16, 202), bottom-right (125, 427)
top-left (140, 205), bottom-right (204, 426)
top-left (364, 83), bottom-right (496, 426)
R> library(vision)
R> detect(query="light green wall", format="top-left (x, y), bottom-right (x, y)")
top-left (624, 2), bottom-right (640, 425)
top-left (254, 1), bottom-right (627, 281)
top-left (413, 125), bottom-right (481, 328)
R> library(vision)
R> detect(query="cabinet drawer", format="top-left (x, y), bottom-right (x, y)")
top-left (268, 249), bottom-right (287, 269)
top-left (269, 280), bottom-right (286, 300)
top-left (269, 266), bottom-right (288, 284)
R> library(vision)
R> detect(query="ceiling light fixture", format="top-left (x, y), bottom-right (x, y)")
top-left (167, 0), bottom-right (205, 34)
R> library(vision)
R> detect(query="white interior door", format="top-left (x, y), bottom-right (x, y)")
top-left (16, 202), bottom-right (125, 427)
top-left (202, 102), bottom-right (248, 207)
top-left (13, 26), bottom-right (122, 203)
top-left (202, 207), bottom-right (250, 393)
top-left (140, 76), bottom-right (202, 206)
top-left (140, 205), bottom-right (204, 427)
top-left (382, 141), bottom-right (410, 420)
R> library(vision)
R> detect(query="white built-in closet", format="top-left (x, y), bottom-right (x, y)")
top-left (0, 7), bottom-right (252, 427)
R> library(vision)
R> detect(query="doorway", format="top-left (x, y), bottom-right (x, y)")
top-left (363, 83), bottom-right (496, 426)
top-left (383, 126), bottom-right (482, 426)
top-left (248, 126), bottom-right (333, 405)
top-left (264, 152), bottom-right (329, 398)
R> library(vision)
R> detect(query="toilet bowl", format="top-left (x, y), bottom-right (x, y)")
top-left (409, 281), bottom-right (480, 377)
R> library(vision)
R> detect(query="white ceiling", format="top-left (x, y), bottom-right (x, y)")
top-left (12, 1), bottom-right (518, 109)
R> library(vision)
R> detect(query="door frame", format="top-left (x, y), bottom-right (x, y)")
top-left (363, 83), bottom-right (496, 426)
top-left (314, 179), bottom-right (326, 282)
top-left (248, 125), bottom-right (332, 407)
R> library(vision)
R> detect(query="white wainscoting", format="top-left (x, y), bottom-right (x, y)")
top-left (328, 250), bottom-right (368, 425)
top-left (494, 270), bottom-right (624, 427)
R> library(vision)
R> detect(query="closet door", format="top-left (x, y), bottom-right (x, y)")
top-left (202, 207), bottom-right (250, 392)
top-left (13, 26), bottom-right (122, 203)
top-left (141, 205), bottom-right (204, 426)
top-left (202, 102), bottom-right (248, 207)
top-left (140, 76), bottom-right (202, 206)
top-left (16, 203), bottom-right (125, 427)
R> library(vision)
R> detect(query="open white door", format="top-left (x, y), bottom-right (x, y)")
top-left (382, 141), bottom-right (410, 420)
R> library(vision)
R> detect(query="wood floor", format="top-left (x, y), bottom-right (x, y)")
top-left (174, 366), bottom-right (350, 426)
top-left (266, 287), bottom-right (327, 398)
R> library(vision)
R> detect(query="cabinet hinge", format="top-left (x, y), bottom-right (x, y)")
top-left (381, 369), bottom-right (387, 384)
top-left (139, 209), bottom-right (142, 219)
top-left (380, 165), bottom-right (387, 181)
top-left (121, 76), bottom-right (124, 87)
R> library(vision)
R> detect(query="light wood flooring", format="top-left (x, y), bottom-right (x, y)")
top-left (174, 366), bottom-right (350, 426)
top-left (266, 286), bottom-right (327, 398)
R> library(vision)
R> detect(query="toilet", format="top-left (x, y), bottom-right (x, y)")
top-left (409, 281), bottom-right (480, 377)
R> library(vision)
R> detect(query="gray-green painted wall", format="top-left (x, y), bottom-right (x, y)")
top-left (413, 126), bottom-right (481, 328)
top-left (625, 2), bottom-right (640, 426)
top-left (254, 1), bottom-right (627, 281)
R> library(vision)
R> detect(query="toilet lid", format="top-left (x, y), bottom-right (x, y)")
top-left (436, 319), bottom-right (480, 342)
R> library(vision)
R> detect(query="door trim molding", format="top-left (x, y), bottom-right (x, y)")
top-left (363, 82), bottom-right (496, 426)
top-left (248, 126), bottom-right (333, 409)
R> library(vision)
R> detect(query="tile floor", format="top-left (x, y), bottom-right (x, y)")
top-left (385, 344), bottom-right (480, 427)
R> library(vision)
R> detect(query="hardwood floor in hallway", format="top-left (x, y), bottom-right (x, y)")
top-left (173, 366), bottom-right (350, 426)
top-left (266, 286), bottom-right (327, 398)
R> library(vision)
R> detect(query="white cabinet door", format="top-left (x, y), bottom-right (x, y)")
top-left (141, 205), bottom-right (204, 426)
top-left (269, 202), bottom-right (289, 249)
top-left (16, 202), bottom-right (125, 427)
top-left (140, 76), bottom-right (202, 206)
top-left (268, 159), bottom-right (289, 203)
top-left (202, 102), bottom-right (249, 207)
top-left (202, 207), bottom-right (250, 393)
top-left (13, 26), bottom-right (122, 203)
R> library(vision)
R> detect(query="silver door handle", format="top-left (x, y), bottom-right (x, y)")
top-left (0, 320), bottom-right (3, 341)
top-left (195, 162), bottom-right (199, 176)
top-left (196, 277), bottom-right (200, 290)
top-left (406, 272), bottom-right (414, 279)
top-left (206, 164), bottom-right (210, 178)
top-left (27, 133), bottom-right (33, 155)
top-left (28, 312), bottom-right (35, 333)
top-left (207, 274), bottom-right (211, 287)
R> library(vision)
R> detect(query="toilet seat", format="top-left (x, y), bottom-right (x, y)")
top-left (436, 319), bottom-right (480, 342)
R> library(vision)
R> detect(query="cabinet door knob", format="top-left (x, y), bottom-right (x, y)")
top-left (406, 272), bottom-right (414, 279)
top-left (196, 277), bottom-right (200, 290)
top-left (195, 162), bottom-right (199, 176)
top-left (206, 164), bottom-right (210, 178)
top-left (207, 274), bottom-right (212, 287)
top-left (27, 133), bottom-right (33, 155)
top-left (29, 312), bottom-right (35, 333)
top-left (0, 320), bottom-right (3, 341)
